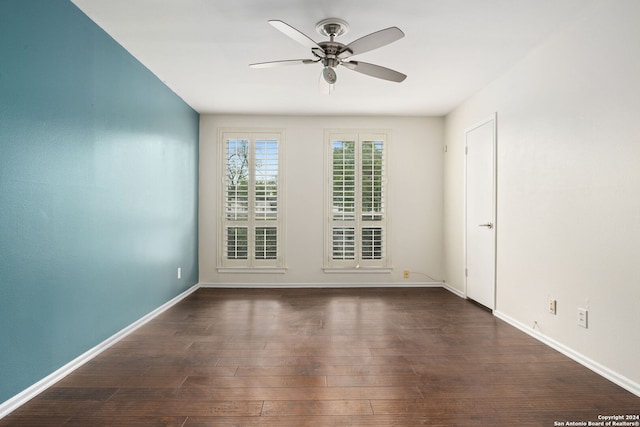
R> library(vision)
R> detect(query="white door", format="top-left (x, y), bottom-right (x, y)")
top-left (465, 114), bottom-right (496, 310)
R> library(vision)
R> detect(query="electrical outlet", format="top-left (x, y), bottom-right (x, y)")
top-left (177, 267), bottom-right (182, 280)
top-left (578, 308), bottom-right (588, 328)
top-left (548, 299), bottom-right (557, 315)
top-left (403, 270), bottom-right (410, 279)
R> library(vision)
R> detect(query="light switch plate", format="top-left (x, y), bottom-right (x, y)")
top-left (578, 308), bottom-right (588, 328)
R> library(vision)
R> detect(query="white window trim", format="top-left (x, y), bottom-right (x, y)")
top-left (217, 267), bottom-right (287, 274)
top-left (323, 267), bottom-right (393, 274)
top-left (217, 128), bottom-right (286, 272)
top-left (323, 129), bottom-right (391, 271)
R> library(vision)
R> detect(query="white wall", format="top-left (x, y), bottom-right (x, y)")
top-left (444, 0), bottom-right (640, 391)
top-left (200, 114), bottom-right (444, 286)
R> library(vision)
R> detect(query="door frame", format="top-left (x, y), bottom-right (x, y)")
top-left (464, 113), bottom-right (497, 309)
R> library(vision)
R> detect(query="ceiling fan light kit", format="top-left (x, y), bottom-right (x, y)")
top-left (250, 18), bottom-right (407, 90)
top-left (322, 66), bottom-right (338, 85)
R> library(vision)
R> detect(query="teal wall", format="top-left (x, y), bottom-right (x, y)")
top-left (0, 1), bottom-right (199, 403)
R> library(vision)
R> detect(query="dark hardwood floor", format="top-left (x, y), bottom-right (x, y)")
top-left (2, 287), bottom-right (638, 426)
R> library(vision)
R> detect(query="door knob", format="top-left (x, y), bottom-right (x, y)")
top-left (479, 222), bottom-right (494, 229)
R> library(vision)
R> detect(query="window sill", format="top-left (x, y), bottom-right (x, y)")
top-left (323, 267), bottom-right (392, 274)
top-left (217, 267), bottom-right (287, 274)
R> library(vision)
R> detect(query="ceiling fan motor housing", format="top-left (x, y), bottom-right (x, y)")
top-left (318, 42), bottom-right (344, 68)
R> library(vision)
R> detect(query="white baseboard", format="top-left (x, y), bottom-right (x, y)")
top-left (442, 282), bottom-right (466, 299)
top-left (0, 284), bottom-right (200, 419)
top-left (199, 282), bottom-right (445, 288)
top-left (494, 310), bottom-right (640, 398)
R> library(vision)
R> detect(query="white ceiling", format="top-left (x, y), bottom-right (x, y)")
top-left (71, 0), bottom-right (590, 116)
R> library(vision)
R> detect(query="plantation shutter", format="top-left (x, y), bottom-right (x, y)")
top-left (361, 139), bottom-right (385, 261)
top-left (327, 131), bottom-right (388, 269)
top-left (220, 131), bottom-right (284, 269)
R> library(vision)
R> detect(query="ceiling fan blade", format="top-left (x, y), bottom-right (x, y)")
top-left (250, 59), bottom-right (317, 68)
top-left (338, 27), bottom-right (404, 59)
top-left (269, 20), bottom-right (322, 50)
top-left (341, 61), bottom-right (407, 82)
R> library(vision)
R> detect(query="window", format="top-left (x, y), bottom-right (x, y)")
top-left (219, 130), bottom-right (284, 271)
top-left (325, 131), bottom-right (389, 270)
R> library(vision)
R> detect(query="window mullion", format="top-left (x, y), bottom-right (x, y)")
top-left (248, 137), bottom-right (256, 267)
top-left (355, 137), bottom-right (363, 265)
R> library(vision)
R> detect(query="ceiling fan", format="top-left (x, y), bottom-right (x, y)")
top-left (249, 18), bottom-right (407, 88)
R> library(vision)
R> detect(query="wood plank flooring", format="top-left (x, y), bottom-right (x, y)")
top-left (2, 287), bottom-right (638, 426)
